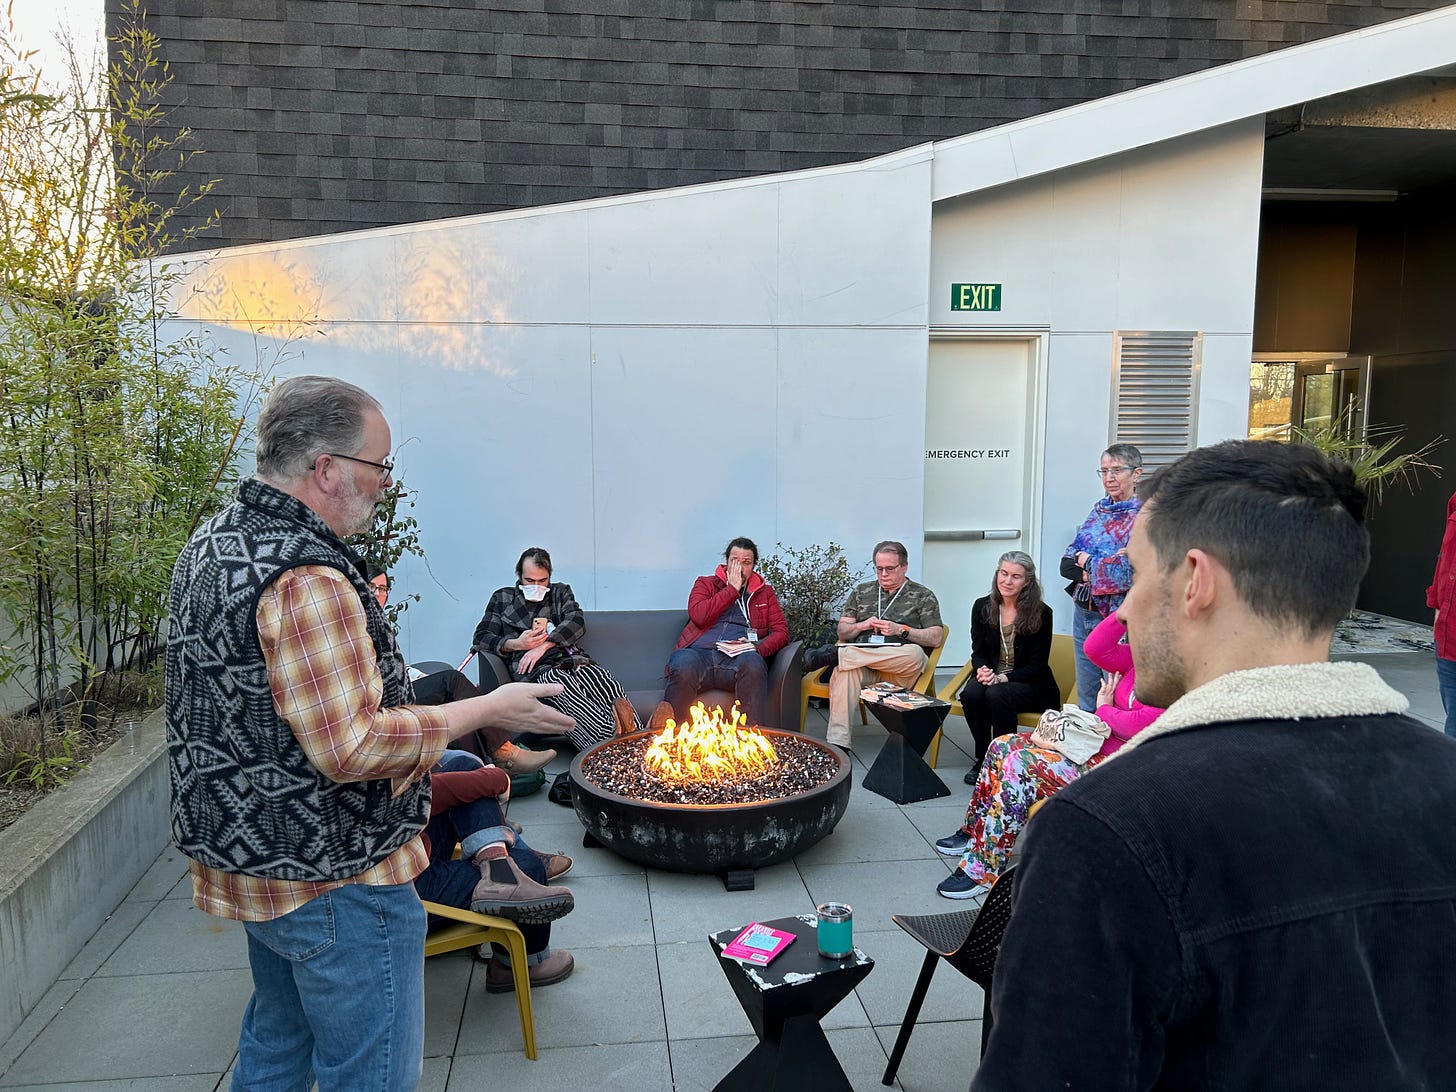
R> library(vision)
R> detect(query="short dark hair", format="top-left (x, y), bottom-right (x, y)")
top-left (724, 537), bottom-right (758, 563)
top-left (255, 375), bottom-right (382, 481)
top-left (1104, 443), bottom-right (1143, 469)
top-left (1137, 440), bottom-right (1368, 636)
top-left (515, 547), bottom-right (553, 579)
top-left (873, 540), bottom-right (908, 566)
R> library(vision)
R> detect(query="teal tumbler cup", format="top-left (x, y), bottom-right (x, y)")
top-left (816, 902), bottom-right (854, 959)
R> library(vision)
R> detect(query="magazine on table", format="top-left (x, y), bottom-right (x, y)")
top-left (860, 681), bottom-right (902, 700)
top-left (722, 922), bottom-right (796, 965)
top-left (860, 681), bottom-right (936, 708)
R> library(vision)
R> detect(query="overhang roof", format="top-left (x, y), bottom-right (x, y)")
top-left (929, 6), bottom-right (1456, 203)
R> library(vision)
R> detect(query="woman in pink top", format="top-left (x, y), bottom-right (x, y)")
top-left (1081, 612), bottom-right (1161, 753)
top-left (935, 613), bottom-right (1162, 900)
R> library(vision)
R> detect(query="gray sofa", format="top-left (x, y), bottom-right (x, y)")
top-left (476, 610), bottom-right (804, 731)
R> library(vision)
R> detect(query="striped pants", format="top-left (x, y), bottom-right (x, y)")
top-left (534, 662), bottom-right (636, 750)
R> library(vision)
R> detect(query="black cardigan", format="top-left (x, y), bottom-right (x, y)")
top-left (968, 597), bottom-right (1058, 695)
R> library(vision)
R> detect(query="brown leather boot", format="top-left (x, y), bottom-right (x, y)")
top-left (533, 850), bottom-right (573, 881)
top-left (491, 741), bottom-right (556, 774)
top-left (469, 852), bottom-right (574, 923)
top-left (613, 696), bottom-right (639, 736)
top-left (485, 949), bottom-right (575, 993)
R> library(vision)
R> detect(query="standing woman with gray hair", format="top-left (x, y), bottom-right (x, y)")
top-left (956, 551), bottom-right (1060, 781)
top-left (1061, 442), bottom-right (1143, 710)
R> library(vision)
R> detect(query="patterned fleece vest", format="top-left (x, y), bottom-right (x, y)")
top-left (165, 477), bottom-right (429, 881)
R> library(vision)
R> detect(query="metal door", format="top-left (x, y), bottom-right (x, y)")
top-left (922, 337), bottom-right (1040, 667)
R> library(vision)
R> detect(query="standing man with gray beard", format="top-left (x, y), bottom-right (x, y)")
top-left (166, 376), bottom-right (574, 1090)
top-left (974, 440), bottom-right (1456, 1090)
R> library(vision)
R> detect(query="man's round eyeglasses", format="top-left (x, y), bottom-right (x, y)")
top-left (875, 564), bottom-right (904, 574)
top-left (315, 452), bottom-right (395, 477)
top-left (1097, 465), bottom-right (1133, 477)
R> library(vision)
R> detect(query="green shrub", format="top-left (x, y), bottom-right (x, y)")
top-left (0, 3), bottom-right (263, 720)
top-left (757, 542), bottom-right (867, 647)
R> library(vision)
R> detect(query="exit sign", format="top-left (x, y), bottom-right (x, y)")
top-left (951, 283), bottom-right (1002, 311)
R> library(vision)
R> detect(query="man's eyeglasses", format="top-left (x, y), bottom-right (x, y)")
top-left (1096, 465), bottom-right (1133, 477)
top-left (315, 452), bottom-right (395, 478)
top-left (875, 564), bottom-right (904, 574)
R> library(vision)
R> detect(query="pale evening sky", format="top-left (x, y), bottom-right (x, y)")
top-left (9, 0), bottom-right (105, 88)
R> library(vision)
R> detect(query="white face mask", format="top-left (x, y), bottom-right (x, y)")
top-left (519, 583), bottom-right (548, 602)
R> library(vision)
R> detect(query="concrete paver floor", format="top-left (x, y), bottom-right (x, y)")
top-left (0, 650), bottom-right (1443, 1090)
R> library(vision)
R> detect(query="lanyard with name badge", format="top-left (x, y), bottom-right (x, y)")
top-left (739, 589), bottom-right (758, 643)
top-left (877, 582), bottom-right (906, 620)
top-left (868, 581), bottom-right (906, 644)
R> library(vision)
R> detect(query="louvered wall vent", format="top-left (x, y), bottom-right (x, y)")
top-left (1109, 331), bottom-right (1202, 468)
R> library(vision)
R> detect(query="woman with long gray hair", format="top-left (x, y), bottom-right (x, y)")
top-left (955, 550), bottom-right (1060, 776)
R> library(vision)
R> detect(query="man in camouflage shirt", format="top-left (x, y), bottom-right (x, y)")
top-left (827, 540), bottom-right (944, 747)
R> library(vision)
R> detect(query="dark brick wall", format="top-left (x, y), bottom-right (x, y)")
top-left (109, 0), bottom-right (1446, 251)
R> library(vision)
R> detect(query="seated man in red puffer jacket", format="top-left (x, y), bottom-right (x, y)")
top-left (655, 536), bottom-right (789, 729)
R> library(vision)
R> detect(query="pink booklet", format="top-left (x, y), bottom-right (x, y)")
top-left (722, 922), bottom-right (796, 965)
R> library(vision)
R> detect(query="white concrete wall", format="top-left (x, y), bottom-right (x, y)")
top-left (154, 121), bottom-right (1268, 654)
top-left (158, 150), bottom-right (934, 656)
top-left (928, 118), bottom-right (1266, 628)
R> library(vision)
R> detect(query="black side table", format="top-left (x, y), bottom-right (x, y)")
top-left (861, 694), bottom-right (952, 804)
top-left (708, 914), bottom-right (873, 1091)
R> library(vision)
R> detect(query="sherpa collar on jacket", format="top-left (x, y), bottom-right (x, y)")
top-left (1118, 661), bottom-right (1409, 755)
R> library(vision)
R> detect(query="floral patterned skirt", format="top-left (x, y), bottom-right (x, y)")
top-left (957, 731), bottom-right (1101, 884)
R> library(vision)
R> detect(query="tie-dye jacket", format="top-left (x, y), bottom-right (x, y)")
top-left (1062, 495), bottom-right (1141, 617)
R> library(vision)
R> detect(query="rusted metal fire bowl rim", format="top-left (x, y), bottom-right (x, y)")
top-left (569, 726), bottom-right (852, 873)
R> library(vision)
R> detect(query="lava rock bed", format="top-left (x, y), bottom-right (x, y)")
top-left (579, 734), bottom-right (841, 805)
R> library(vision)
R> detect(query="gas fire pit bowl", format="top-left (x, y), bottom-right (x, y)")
top-left (570, 726), bottom-right (851, 874)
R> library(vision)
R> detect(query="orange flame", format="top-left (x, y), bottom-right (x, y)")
top-left (642, 702), bottom-right (778, 784)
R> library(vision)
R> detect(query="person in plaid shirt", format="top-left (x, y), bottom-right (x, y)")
top-left (166, 376), bottom-right (573, 1090)
top-left (472, 546), bottom-right (640, 748)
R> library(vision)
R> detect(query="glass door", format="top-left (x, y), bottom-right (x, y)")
top-left (1290, 357), bottom-right (1371, 440)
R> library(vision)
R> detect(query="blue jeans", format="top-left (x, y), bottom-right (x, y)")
top-left (1072, 605), bottom-right (1103, 712)
top-left (234, 882), bottom-right (425, 1092)
top-left (664, 647), bottom-right (768, 725)
top-left (413, 749), bottom-right (551, 958)
top-left (1438, 656), bottom-right (1456, 739)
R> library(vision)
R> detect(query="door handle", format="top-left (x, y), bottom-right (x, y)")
top-left (923, 529), bottom-right (1021, 542)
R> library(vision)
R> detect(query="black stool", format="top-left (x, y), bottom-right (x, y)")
top-left (708, 914), bottom-right (873, 1091)
top-left (861, 694), bottom-right (952, 804)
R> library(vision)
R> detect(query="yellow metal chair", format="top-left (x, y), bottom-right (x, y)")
top-left (928, 633), bottom-right (1077, 768)
top-left (1016, 634), bottom-right (1078, 727)
top-left (421, 900), bottom-right (538, 1060)
top-left (799, 664), bottom-right (862, 732)
top-left (798, 625), bottom-right (951, 732)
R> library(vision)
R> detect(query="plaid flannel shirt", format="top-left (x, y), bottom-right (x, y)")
top-left (188, 566), bottom-right (450, 922)
top-left (470, 582), bottom-right (587, 678)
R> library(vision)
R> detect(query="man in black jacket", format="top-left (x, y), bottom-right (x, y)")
top-left (974, 440), bottom-right (1456, 1091)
